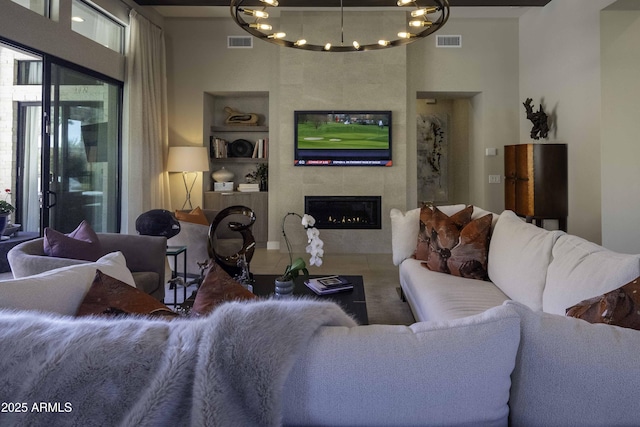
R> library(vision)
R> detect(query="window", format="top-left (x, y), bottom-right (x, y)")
top-left (1, 41), bottom-right (123, 234)
top-left (16, 60), bottom-right (43, 85)
top-left (71, 0), bottom-right (124, 54)
top-left (10, 0), bottom-right (49, 17)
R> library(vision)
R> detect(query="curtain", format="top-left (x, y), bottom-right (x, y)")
top-left (122, 10), bottom-right (169, 234)
top-left (23, 106), bottom-right (41, 231)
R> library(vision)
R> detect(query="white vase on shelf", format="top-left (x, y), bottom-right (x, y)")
top-left (211, 167), bottom-right (234, 183)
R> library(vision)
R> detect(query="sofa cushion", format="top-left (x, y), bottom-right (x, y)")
top-left (390, 207), bottom-right (420, 266)
top-left (282, 304), bottom-right (521, 426)
top-left (488, 210), bottom-right (564, 311)
top-left (0, 252), bottom-right (135, 315)
top-left (390, 204), bottom-right (467, 267)
top-left (400, 258), bottom-right (509, 321)
top-left (417, 206), bottom-right (492, 281)
top-left (543, 234), bottom-right (640, 315)
top-left (191, 261), bottom-right (257, 316)
top-left (566, 276), bottom-right (640, 330)
top-left (507, 301), bottom-right (640, 426)
top-left (131, 271), bottom-right (162, 297)
top-left (175, 206), bottom-right (209, 226)
top-left (43, 220), bottom-right (103, 262)
top-left (77, 270), bottom-right (177, 318)
top-left (415, 205), bottom-right (472, 262)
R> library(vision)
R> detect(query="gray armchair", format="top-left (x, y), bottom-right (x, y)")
top-left (7, 233), bottom-right (167, 301)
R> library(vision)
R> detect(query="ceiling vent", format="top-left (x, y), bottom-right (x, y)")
top-left (228, 36), bottom-right (253, 49)
top-left (436, 35), bottom-right (462, 48)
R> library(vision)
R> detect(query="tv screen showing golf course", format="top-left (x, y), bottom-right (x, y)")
top-left (294, 110), bottom-right (392, 166)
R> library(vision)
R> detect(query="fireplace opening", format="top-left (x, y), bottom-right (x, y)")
top-left (305, 196), bottom-right (381, 230)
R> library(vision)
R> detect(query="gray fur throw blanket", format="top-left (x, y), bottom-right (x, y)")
top-left (0, 298), bottom-right (356, 427)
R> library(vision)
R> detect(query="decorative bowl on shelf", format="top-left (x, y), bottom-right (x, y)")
top-left (228, 139), bottom-right (254, 158)
top-left (211, 167), bottom-right (235, 183)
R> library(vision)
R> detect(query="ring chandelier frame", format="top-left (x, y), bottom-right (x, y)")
top-left (230, 0), bottom-right (450, 52)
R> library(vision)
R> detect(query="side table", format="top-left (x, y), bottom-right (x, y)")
top-left (166, 245), bottom-right (187, 306)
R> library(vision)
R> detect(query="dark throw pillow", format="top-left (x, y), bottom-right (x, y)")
top-left (416, 205), bottom-right (492, 281)
top-left (43, 220), bottom-right (103, 262)
top-left (76, 269), bottom-right (177, 319)
top-left (191, 261), bottom-right (257, 317)
top-left (566, 276), bottom-right (640, 330)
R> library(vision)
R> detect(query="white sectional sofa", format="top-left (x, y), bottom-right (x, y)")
top-left (391, 205), bottom-right (640, 322)
top-left (2, 206), bottom-right (640, 426)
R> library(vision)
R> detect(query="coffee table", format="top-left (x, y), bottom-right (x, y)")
top-left (252, 274), bottom-right (369, 325)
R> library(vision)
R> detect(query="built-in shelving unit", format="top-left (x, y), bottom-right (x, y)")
top-left (205, 91), bottom-right (269, 187)
top-left (203, 91), bottom-right (269, 242)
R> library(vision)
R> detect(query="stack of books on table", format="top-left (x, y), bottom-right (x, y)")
top-left (305, 276), bottom-right (353, 295)
top-left (237, 183), bottom-right (260, 192)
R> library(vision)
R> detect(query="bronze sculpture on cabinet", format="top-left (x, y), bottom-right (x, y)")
top-left (523, 98), bottom-right (549, 140)
top-left (504, 143), bottom-right (567, 231)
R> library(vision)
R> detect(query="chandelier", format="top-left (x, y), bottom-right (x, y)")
top-left (230, 0), bottom-right (450, 52)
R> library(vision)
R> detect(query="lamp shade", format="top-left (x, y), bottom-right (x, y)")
top-left (167, 146), bottom-right (210, 172)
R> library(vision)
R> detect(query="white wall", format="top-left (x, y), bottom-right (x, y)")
top-left (163, 18), bottom-right (278, 211)
top-left (407, 18), bottom-right (520, 214)
top-left (519, 0), bottom-right (616, 244)
top-left (600, 9), bottom-right (640, 253)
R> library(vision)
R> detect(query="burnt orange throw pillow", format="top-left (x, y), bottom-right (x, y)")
top-left (415, 205), bottom-right (492, 281)
top-left (77, 270), bottom-right (177, 318)
top-left (190, 261), bottom-right (257, 317)
top-left (175, 206), bottom-right (209, 226)
top-left (566, 276), bottom-right (640, 330)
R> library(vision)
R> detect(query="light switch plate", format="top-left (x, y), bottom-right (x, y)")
top-left (489, 175), bottom-right (501, 184)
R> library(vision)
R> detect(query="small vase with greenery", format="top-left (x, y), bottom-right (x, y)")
top-left (277, 213), bottom-right (324, 294)
top-left (0, 189), bottom-right (15, 236)
top-left (245, 163), bottom-right (268, 191)
top-left (0, 189), bottom-right (15, 215)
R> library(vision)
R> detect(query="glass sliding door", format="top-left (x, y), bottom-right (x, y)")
top-left (0, 43), bottom-right (42, 235)
top-left (47, 63), bottom-right (121, 233)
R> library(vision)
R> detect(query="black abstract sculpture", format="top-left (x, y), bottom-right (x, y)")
top-left (207, 205), bottom-right (256, 278)
top-left (523, 98), bottom-right (549, 140)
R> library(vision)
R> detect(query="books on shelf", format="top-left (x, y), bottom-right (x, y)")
top-left (210, 137), bottom-right (228, 159)
top-left (237, 183), bottom-right (260, 192)
top-left (252, 138), bottom-right (268, 159)
top-left (305, 276), bottom-right (353, 295)
top-left (211, 136), bottom-right (268, 160)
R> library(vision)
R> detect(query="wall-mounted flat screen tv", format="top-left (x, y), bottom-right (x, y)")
top-left (294, 110), bottom-right (392, 166)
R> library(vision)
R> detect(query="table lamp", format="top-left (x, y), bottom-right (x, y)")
top-left (167, 146), bottom-right (210, 210)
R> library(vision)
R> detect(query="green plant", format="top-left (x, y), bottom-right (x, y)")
top-left (0, 189), bottom-right (14, 215)
top-left (280, 212), bottom-right (324, 282)
top-left (245, 163), bottom-right (268, 184)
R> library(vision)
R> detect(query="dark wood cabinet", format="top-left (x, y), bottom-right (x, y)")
top-left (504, 143), bottom-right (567, 231)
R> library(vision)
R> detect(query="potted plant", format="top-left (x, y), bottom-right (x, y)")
top-left (245, 163), bottom-right (268, 191)
top-left (276, 212), bottom-right (324, 297)
top-left (0, 189), bottom-right (15, 236)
